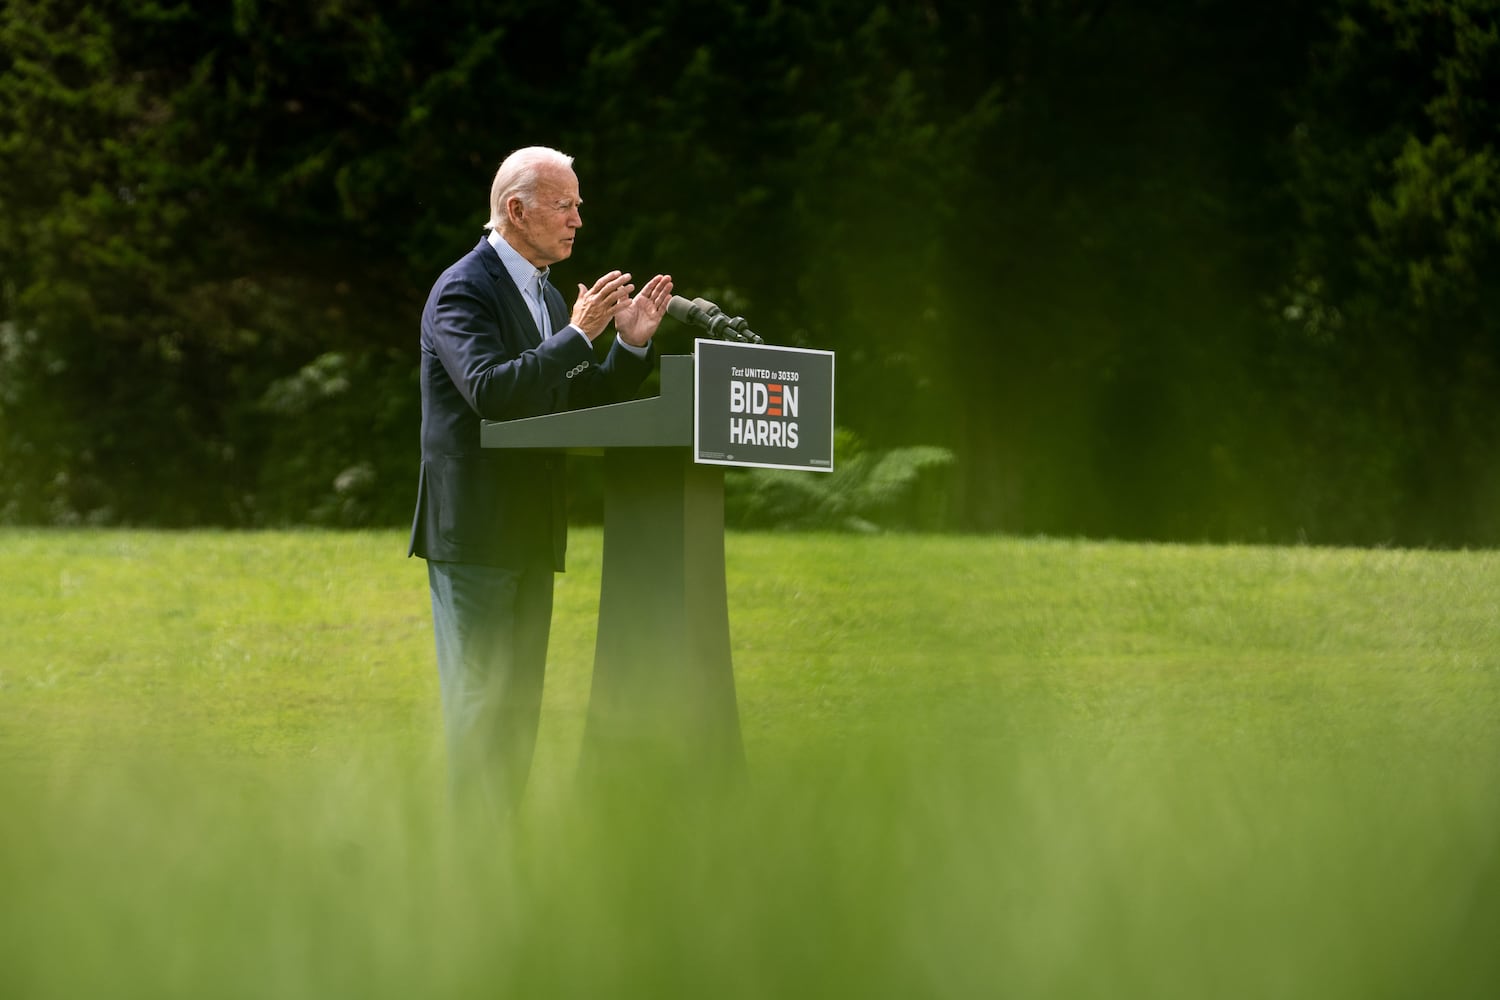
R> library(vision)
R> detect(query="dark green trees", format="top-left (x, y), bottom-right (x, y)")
top-left (2, 0), bottom-right (1496, 542)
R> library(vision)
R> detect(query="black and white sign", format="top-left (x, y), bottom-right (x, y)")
top-left (694, 339), bottom-right (834, 472)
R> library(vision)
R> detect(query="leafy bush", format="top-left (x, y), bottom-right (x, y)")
top-left (724, 428), bottom-right (954, 532)
top-left (254, 350), bottom-right (417, 527)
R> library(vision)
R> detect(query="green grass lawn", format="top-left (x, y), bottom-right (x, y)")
top-left (2, 529), bottom-right (1497, 998)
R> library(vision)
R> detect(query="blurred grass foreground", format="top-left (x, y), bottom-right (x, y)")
top-left (1, 529), bottom-right (1497, 998)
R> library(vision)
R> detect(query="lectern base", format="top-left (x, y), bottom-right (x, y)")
top-left (578, 448), bottom-right (746, 782)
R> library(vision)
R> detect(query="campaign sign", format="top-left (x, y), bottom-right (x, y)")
top-left (694, 339), bottom-right (834, 472)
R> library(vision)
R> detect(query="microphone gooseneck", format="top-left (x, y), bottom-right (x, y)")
top-left (666, 295), bottom-right (764, 344)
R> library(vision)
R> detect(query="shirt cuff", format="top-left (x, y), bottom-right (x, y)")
top-left (615, 333), bottom-right (650, 359)
top-left (559, 325), bottom-right (648, 359)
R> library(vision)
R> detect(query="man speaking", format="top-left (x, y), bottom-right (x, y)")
top-left (408, 146), bottom-right (672, 822)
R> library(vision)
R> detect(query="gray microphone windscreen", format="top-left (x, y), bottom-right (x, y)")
top-left (666, 295), bottom-right (698, 324)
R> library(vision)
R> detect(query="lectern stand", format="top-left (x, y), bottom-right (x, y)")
top-left (481, 355), bottom-right (744, 777)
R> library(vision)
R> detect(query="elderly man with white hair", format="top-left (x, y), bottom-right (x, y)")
top-left (409, 145), bottom-right (672, 822)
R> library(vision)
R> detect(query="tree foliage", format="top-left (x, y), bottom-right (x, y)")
top-left (1274, 0), bottom-right (1500, 542)
top-left (1, 0), bottom-right (1496, 543)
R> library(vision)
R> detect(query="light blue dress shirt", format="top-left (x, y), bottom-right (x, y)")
top-left (486, 230), bottom-right (648, 358)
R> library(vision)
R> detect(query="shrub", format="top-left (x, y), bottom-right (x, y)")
top-left (724, 428), bottom-right (954, 532)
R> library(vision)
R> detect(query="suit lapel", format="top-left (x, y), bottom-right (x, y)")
top-left (541, 281), bottom-right (572, 411)
top-left (473, 237), bottom-right (543, 349)
top-left (542, 280), bottom-right (568, 338)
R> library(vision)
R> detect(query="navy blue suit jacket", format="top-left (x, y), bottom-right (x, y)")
top-left (408, 237), bottom-right (655, 570)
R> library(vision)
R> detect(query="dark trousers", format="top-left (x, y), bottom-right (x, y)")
top-left (426, 559), bottom-right (555, 821)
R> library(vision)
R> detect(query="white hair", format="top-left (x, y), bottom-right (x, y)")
top-left (485, 146), bottom-right (575, 231)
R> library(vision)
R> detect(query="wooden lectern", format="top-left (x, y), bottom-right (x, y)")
top-left (480, 354), bottom-right (745, 777)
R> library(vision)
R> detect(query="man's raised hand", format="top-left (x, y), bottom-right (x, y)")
top-left (615, 274), bottom-right (674, 348)
top-left (571, 270), bottom-right (635, 341)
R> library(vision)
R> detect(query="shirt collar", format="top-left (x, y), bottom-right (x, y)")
top-left (486, 229), bottom-right (548, 294)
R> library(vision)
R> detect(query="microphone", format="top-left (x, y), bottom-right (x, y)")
top-left (669, 295), bottom-right (764, 344)
top-left (666, 294), bottom-right (713, 330)
top-left (703, 299), bottom-right (764, 345)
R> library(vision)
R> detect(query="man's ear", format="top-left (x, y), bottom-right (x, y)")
top-left (507, 196), bottom-right (526, 226)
